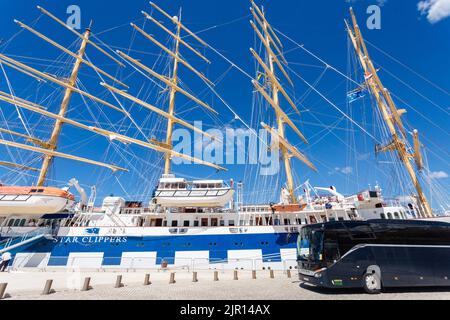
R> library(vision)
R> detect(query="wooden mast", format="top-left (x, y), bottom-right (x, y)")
top-left (347, 8), bottom-right (433, 217)
top-left (36, 27), bottom-right (91, 186)
top-left (164, 11), bottom-right (182, 175)
top-left (252, 3), bottom-right (301, 204)
top-left (266, 23), bottom-right (296, 204)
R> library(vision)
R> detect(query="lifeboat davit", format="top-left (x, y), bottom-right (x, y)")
top-left (0, 186), bottom-right (75, 215)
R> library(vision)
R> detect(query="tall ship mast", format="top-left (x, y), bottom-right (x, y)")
top-left (249, 1), bottom-right (317, 205)
top-left (346, 8), bottom-right (434, 218)
top-left (0, 3), bottom-right (223, 215)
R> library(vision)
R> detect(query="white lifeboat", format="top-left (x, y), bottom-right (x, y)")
top-left (153, 175), bottom-right (234, 208)
top-left (0, 185), bottom-right (75, 215)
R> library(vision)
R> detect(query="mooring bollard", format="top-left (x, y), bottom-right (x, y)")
top-left (42, 279), bottom-right (54, 295)
top-left (270, 269), bottom-right (274, 279)
top-left (81, 277), bottom-right (92, 291)
top-left (115, 275), bottom-right (124, 288)
top-left (233, 270), bottom-right (238, 280)
top-left (144, 274), bottom-right (151, 286)
top-left (214, 271), bottom-right (219, 281)
top-left (0, 283), bottom-right (7, 299)
top-left (169, 272), bottom-right (176, 284)
top-left (252, 270), bottom-right (257, 279)
top-left (192, 271), bottom-right (198, 282)
top-left (287, 269), bottom-right (292, 278)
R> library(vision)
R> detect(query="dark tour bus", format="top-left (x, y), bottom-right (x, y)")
top-left (297, 219), bottom-right (450, 293)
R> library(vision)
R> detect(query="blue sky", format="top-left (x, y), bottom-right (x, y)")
top-left (0, 0), bottom-right (449, 206)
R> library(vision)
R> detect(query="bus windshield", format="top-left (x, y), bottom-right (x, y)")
top-left (298, 227), bottom-right (324, 262)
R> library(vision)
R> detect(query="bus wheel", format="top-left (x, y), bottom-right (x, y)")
top-left (363, 273), bottom-right (381, 294)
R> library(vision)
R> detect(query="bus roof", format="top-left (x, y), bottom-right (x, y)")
top-left (303, 219), bottom-right (450, 230)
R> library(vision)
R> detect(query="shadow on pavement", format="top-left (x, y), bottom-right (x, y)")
top-left (299, 282), bottom-right (450, 295)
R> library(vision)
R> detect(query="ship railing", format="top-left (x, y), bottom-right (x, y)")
top-left (0, 227), bottom-right (52, 253)
top-left (12, 255), bottom-right (300, 273)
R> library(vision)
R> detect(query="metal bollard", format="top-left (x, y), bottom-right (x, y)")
top-left (81, 277), bottom-right (92, 291)
top-left (252, 270), bottom-right (257, 279)
top-left (115, 275), bottom-right (124, 288)
top-left (233, 270), bottom-right (238, 280)
top-left (144, 274), bottom-right (151, 286)
top-left (169, 272), bottom-right (176, 284)
top-left (192, 271), bottom-right (198, 282)
top-left (270, 269), bottom-right (274, 279)
top-left (42, 279), bottom-right (54, 295)
top-left (214, 271), bottom-right (219, 281)
top-left (287, 269), bottom-right (292, 278)
top-left (0, 283), bottom-right (7, 299)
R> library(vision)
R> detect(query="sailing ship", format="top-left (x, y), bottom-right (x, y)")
top-left (0, 2), bottom-right (447, 271)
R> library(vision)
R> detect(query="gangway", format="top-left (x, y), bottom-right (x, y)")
top-left (0, 228), bottom-right (53, 254)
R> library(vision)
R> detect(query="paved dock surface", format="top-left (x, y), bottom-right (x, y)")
top-left (1, 270), bottom-right (450, 300)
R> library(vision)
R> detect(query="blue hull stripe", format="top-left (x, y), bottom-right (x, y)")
top-left (6, 232), bottom-right (299, 267)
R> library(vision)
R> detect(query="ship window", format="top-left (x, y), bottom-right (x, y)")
top-left (387, 212), bottom-right (393, 219)
top-left (183, 220), bottom-right (190, 227)
top-left (369, 191), bottom-right (378, 198)
top-left (30, 189), bottom-right (37, 193)
top-left (13, 219), bottom-right (21, 227)
top-left (15, 195), bottom-right (29, 201)
top-left (284, 219), bottom-right (290, 225)
top-left (201, 218), bottom-right (208, 227)
top-left (37, 189), bottom-right (44, 193)
top-left (329, 217), bottom-right (336, 222)
top-left (19, 219), bottom-right (26, 227)
top-left (338, 217), bottom-right (344, 221)
top-left (7, 219), bottom-right (14, 227)
top-left (380, 213), bottom-right (386, 219)
top-left (274, 219), bottom-right (280, 225)
top-left (193, 220), bottom-right (199, 227)
top-left (211, 218), bottom-right (218, 227)
top-left (163, 220), bottom-right (167, 227)
top-left (171, 220), bottom-right (178, 227)
top-left (394, 212), bottom-right (400, 219)
top-left (220, 220), bottom-right (225, 226)
top-left (228, 220), bottom-right (235, 226)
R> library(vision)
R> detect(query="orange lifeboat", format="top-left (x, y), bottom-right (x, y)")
top-left (0, 186), bottom-right (75, 215)
top-left (271, 203), bottom-right (307, 213)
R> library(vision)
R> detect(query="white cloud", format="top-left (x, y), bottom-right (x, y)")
top-left (428, 170), bottom-right (449, 179)
top-left (330, 166), bottom-right (353, 175)
top-left (418, 0), bottom-right (450, 23)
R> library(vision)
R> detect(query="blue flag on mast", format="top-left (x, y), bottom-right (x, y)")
top-left (347, 88), bottom-right (366, 103)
